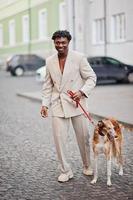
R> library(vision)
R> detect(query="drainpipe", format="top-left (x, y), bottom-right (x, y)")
top-left (72, 0), bottom-right (76, 49)
top-left (28, 0), bottom-right (31, 54)
top-left (104, 0), bottom-right (107, 56)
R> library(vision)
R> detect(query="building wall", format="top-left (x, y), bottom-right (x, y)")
top-left (87, 0), bottom-right (133, 64)
top-left (65, 0), bottom-right (133, 64)
top-left (0, 0), bottom-right (64, 64)
top-left (107, 0), bottom-right (133, 64)
top-left (1, 0), bottom-right (133, 65)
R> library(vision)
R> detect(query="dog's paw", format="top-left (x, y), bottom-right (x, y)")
top-left (107, 180), bottom-right (112, 186)
top-left (91, 179), bottom-right (97, 184)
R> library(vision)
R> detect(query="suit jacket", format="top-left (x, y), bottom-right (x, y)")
top-left (42, 50), bottom-right (96, 118)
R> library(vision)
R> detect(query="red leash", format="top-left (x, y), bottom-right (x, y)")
top-left (67, 90), bottom-right (95, 126)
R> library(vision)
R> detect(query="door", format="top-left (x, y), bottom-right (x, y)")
top-left (103, 57), bottom-right (126, 81)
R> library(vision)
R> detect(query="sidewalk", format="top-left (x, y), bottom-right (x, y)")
top-left (17, 84), bottom-right (133, 127)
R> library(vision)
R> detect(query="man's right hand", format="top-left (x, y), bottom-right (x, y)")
top-left (40, 106), bottom-right (48, 118)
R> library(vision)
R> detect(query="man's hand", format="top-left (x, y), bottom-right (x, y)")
top-left (72, 91), bottom-right (83, 101)
top-left (40, 106), bottom-right (48, 118)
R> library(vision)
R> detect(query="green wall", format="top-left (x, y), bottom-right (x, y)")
top-left (0, 0), bottom-right (63, 60)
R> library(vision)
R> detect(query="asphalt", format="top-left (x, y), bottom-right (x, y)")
top-left (17, 84), bottom-right (133, 127)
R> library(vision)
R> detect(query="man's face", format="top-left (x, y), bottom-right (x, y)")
top-left (54, 37), bottom-right (69, 55)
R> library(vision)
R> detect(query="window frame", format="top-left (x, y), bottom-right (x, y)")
top-left (0, 24), bottom-right (3, 47)
top-left (92, 18), bottom-right (105, 45)
top-left (22, 14), bottom-right (29, 43)
top-left (9, 19), bottom-right (16, 46)
top-left (111, 13), bottom-right (126, 43)
top-left (38, 8), bottom-right (48, 40)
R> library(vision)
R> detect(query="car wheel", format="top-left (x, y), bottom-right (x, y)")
top-left (14, 66), bottom-right (24, 76)
top-left (127, 72), bottom-right (133, 83)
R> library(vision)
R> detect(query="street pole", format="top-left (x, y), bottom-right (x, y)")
top-left (72, 0), bottom-right (76, 50)
top-left (104, 0), bottom-right (107, 56)
top-left (28, 0), bottom-right (31, 54)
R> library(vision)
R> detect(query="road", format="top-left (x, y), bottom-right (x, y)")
top-left (0, 71), bottom-right (133, 200)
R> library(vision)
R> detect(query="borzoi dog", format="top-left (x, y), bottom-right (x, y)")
top-left (91, 118), bottom-right (123, 186)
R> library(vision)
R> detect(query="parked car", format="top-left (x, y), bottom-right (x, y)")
top-left (35, 66), bottom-right (46, 82)
top-left (88, 56), bottom-right (133, 84)
top-left (6, 54), bottom-right (46, 76)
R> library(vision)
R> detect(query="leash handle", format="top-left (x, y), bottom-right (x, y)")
top-left (67, 90), bottom-right (79, 107)
top-left (67, 90), bottom-right (95, 125)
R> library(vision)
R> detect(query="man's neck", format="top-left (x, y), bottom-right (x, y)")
top-left (58, 50), bottom-right (68, 59)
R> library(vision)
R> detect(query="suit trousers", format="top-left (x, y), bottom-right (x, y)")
top-left (52, 114), bottom-right (91, 173)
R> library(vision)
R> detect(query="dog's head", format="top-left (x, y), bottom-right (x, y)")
top-left (96, 119), bottom-right (116, 140)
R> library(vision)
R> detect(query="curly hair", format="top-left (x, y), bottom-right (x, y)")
top-left (52, 30), bottom-right (72, 41)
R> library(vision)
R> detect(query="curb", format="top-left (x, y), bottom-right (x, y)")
top-left (17, 92), bottom-right (41, 102)
top-left (16, 92), bottom-right (133, 129)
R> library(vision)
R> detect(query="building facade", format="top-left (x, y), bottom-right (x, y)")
top-left (1, 0), bottom-right (133, 65)
top-left (65, 0), bottom-right (133, 64)
top-left (0, 0), bottom-right (65, 64)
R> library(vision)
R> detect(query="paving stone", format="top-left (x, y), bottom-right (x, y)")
top-left (0, 71), bottom-right (133, 200)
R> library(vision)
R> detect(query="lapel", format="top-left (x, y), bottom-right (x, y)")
top-left (60, 50), bottom-right (73, 90)
top-left (52, 50), bottom-right (74, 91)
top-left (52, 54), bottom-right (62, 86)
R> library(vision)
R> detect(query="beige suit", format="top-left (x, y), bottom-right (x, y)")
top-left (42, 50), bottom-right (96, 173)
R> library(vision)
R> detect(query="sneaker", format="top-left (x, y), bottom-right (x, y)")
top-left (83, 167), bottom-right (93, 176)
top-left (58, 170), bottom-right (74, 182)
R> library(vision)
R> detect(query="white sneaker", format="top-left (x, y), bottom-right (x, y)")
top-left (58, 170), bottom-right (74, 182)
top-left (83, 167), bottom-right (93, 176)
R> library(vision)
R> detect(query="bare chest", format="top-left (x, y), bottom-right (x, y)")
top-left (58, 58), bottom-right (66, 74)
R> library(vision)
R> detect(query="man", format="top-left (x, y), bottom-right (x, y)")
top-left (41, 30), bottom-right (96, 182)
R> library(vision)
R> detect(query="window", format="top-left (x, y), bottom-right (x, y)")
top-left (94, 58), bottom-right (102, 65)
top-left (92, 18), bottom-right (105, 44)
top-left (104, 58), bottom-right (120, 65)
top-left (111, 13), bottom-right (126, 42)
top-left (89, 58), bottom-right (102, 65)
top-left (59, 2), bottom-right (67, 29)
top-left (0, 24), bottom-right (3, 47)
top-left (22, 15), bottom-right (29, 43)
top-left (38, 9), bottom-right (47, 39)
top-left (9, 19), bottom-right (16, 46)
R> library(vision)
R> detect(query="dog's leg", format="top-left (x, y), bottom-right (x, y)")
top-left (116, 143), bottom-right (123, 176)
top-left (119, 164), bottom-right (123, 176)
top-left (118, 147), bottom-right (123, 176)
top-left (107, 155), bottom-right (112, 186)
top-left (91, 155), bottom-right (98, 184)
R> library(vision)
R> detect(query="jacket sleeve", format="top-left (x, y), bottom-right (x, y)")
top-left (42, 65), bottom-right (53, 108)
top-left (79, 56), bottom-right (97, 97)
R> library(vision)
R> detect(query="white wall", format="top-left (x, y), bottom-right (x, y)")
top-left (87, 0), bottom-right (133, 64)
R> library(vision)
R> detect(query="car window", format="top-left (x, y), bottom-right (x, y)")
top-left (95, 59), bottom-right (101, 65)
top-left (89, 58), bottom-right (102, 65)
top-left (22, 55), bottom-right (37, 64)
top-left (22, 55), bottom-right (30, 62)
top-left (103, 58), bottom-right (121, 65)
top-left (30, 55), bottom-right (37, 61)
top-left (12, 55), bottom-right (20, 62)
top-left (88, 59), bottom-right (94, 65)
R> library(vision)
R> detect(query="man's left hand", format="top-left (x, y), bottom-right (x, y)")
top-left (72, 91), bottom-right (83, 101)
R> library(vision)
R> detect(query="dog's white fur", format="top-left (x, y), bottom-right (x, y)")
top-left (91, 118), bottom-right (123, 186)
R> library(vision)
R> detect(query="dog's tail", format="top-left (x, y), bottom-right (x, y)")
top-left (111, 139), bottom-right (117, 158)
top-left (112, 141), bottom-right (123, 165)
top-left (120, 123), bottom-right (133, 133)
top-left (110, 119), bottom-right (123, 164)
top-left (110, 117), bottom-right (133, 133)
